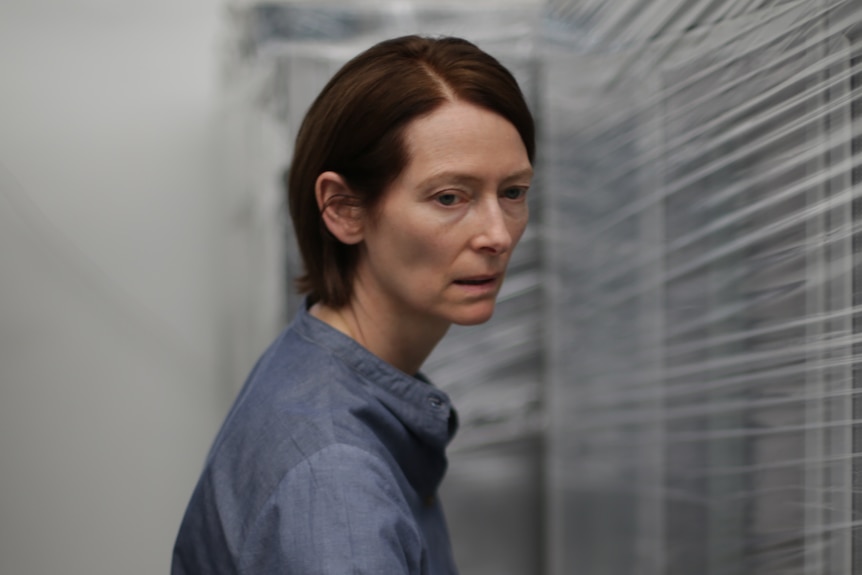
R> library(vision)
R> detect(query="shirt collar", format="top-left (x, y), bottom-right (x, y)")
top-left (292, 300), bottom-right (458, 494)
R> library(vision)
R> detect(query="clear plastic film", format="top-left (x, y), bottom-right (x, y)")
top-left (543, 1), bottom-right (862, 574)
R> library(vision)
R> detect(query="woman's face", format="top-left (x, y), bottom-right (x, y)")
top-left (353, 100), bottom-right (532, 329)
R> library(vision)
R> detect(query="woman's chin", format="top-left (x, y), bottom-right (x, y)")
top-left (449, 302), bottom-right (497, 326)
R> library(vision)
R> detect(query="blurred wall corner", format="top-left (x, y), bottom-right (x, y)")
top-left (0, 1), bottom-right (230, 574)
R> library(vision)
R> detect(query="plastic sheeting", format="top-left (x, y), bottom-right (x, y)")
top-left (221, 1), bottom-right (862, 572)
top-left (543, 1), bottom-right (862, 574)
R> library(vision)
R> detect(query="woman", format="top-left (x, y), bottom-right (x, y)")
top-left (173, 35), bottom-right (535, 574)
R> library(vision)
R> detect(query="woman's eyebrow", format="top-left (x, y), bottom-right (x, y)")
top-left (418, 167), bottom-right (534, 190)
top-left (502, 167), bottom-right (534, 184)
top-left (417, 172), bottom-right (483, 190)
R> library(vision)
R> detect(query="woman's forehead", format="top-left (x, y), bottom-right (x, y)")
top-left (397, 102), bottom-right (531, 185)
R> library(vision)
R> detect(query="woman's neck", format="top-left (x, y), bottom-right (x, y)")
top-left (309, 294), bottom-right (449, 376)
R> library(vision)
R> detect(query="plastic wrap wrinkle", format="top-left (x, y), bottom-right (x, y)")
top-left (545, 0), bottom-right (861, 573)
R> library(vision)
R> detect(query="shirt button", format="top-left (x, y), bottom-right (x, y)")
top-left (427, 395), bottom-right (444, 409)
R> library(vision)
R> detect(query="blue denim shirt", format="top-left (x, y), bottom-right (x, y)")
top-left (172, 302), bottom-right (459, 574)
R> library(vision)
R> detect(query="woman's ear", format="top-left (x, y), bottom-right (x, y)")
top-left (315, 171), bottom-right (365, 245)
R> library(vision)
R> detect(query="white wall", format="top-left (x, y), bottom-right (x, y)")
top-left (0, 1), bottom-right (230, 573)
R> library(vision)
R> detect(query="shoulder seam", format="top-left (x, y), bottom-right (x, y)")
top-left (236, 442), bottom-right (408, 562)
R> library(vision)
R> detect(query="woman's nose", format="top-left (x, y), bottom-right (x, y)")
top-left (473, 202), bottom-right (514, 255)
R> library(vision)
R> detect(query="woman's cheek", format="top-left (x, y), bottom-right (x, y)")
top-left (393, 216), bottom-right (453, 265)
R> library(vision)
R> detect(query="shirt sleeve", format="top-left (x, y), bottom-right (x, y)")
top-left (237, 443), bottom-right (425, 574)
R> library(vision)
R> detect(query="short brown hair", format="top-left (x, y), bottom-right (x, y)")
top-left (287, 35), bottom-right (535, 308)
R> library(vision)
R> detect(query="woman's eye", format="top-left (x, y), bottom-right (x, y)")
top-left (503, 187), bottom-right (528, 200)
top-left (436, 193), bottom-right (459, 206)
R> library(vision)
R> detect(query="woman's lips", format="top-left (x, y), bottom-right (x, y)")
top-left (452, 275), bottom-right (500, 295)
top-left (453, 275), bottom-right (497, 285)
